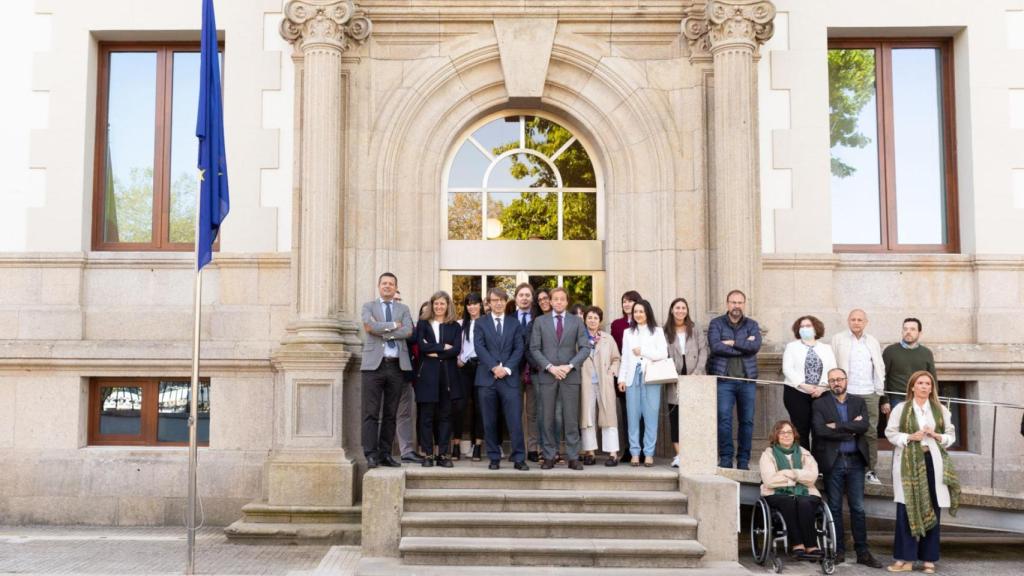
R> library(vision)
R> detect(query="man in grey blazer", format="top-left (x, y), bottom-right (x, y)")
top-left (529, 287), bottom-right (591, 470)
top-left (360, 272), bottom-right (413, 468)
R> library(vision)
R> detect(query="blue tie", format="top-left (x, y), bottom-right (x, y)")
top-left (496, 317), bottom-right (503, 338)
top-left (385, 302), bottom-right (396, 349)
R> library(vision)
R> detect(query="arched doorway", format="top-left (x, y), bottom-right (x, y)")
top-left (439, 112), bottom-right (605, 312)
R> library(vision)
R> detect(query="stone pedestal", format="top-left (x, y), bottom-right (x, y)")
top-left (226, 0), bottom-right (371, 543)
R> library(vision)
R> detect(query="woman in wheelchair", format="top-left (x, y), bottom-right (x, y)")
top-left (760, 420), bottom-right (824, 559)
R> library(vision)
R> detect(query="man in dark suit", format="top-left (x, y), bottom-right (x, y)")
top-left (512, 283), bottom-right (541, 462)
top-left (530, 287), bottom-right (591, 470)
top-left (812, 368), bottom-right (883, 568)
top-left (474, 287), bottom-right (529, 471)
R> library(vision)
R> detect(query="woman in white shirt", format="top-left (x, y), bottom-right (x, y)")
top-left (884, 371), bottom-right (959, 574)
top-left (781, 315), bottom-right (836, 450)
top-left (455, 292), bottom-right (484, 461)
top-left (617, 299), bottom-right (668, 467)
top-left (664, 297), bottom-right (709, 468)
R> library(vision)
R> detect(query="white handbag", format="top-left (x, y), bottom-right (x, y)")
top-left (643, 358), bottom-right (678, 385)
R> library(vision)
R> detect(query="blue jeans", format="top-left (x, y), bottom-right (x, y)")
top-left (826, 453), bottom-right (868, 555)
top-left (716, 378), bottom-right (755, 467)
top-left (626, 366), bottom-right (661, 458)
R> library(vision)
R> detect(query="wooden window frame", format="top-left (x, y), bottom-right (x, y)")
top-left (829, 38), bottom-right (960, 254)
top-left (89, 377), bottom-right (210, 447)
top-left (91, 42), bottom-right (222, 252)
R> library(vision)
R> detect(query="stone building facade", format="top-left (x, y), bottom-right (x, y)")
top-left (0, 0), bottom-right (1021, 526)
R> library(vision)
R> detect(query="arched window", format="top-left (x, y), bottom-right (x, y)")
top-left (441, 113), bottom-right (605, 314)
top-left (446, 115), bottom-right (598, 240)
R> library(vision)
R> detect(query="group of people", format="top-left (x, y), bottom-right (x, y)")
top-left (359, 273), bottom-right (960, 571)
top-left (759, 312), bottom-right (957, 572)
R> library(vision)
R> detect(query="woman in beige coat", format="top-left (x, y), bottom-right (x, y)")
top-left (664, 297), bottom-right (709, 468)
top-left (580, 306), bottom-right (622, 466)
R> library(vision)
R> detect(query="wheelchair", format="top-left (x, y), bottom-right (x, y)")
top-left (750, 495), bottom-right (837, 574)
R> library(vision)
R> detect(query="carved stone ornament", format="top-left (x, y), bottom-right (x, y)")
top-left (684, 0), bottom-right (775, 61)
top-left (280, 0), bottom-right (372, 53)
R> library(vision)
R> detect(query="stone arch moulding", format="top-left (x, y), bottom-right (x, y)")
top-left (366, 34), bottom-right (681, 305)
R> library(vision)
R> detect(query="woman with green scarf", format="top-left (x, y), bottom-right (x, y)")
top-left (884, 370), bottom-right (960, 574)
top-left (759, 420), bottom-right (823, 559)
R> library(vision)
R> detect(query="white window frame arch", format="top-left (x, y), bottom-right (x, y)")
top-left (439, 110), bottom-right (606, 306)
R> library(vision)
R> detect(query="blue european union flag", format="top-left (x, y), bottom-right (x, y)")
top-left (196, 0), bottom-right (229, 270)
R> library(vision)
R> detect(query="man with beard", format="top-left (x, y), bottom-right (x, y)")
top-left (707, 289), bottom-right (762, 469)
top-left (812, 368), bottom-right (883, 568)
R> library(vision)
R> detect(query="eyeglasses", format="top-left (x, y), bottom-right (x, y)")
top-left (487, 298), bottom-right (505, 303)
top-left (827, 377), bottom-right (848, 385)
top-left (777, 430), bottom-right (794, 435)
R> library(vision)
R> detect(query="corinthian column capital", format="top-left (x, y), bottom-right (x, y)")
top-left (280, 0), bottom-right (372, 54)
top-left (683, 0), bottom-right (775, 61)
top-left (707, 0), bottom-right (775, 54)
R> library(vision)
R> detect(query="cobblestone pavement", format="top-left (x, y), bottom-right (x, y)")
top-left (0, 526), bottom-right (330, 575)
top-left (738, 533), bottom-right (1024, 575)
top-left (2, 525), bottom-right (1023, 575)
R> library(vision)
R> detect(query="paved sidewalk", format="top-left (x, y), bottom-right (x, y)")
top-left (0, 526), bottom-right (330, 575)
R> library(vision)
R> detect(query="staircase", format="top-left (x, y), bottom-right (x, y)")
top-left (225, 503), bottom-right (361, 544)
top-left (358, 465), bottom-right (707, 573)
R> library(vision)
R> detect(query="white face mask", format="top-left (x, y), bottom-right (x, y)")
top-left (799, 327), bottom-right (815, 341)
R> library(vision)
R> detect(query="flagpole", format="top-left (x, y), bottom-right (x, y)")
top-left (186, 170), bottom-right (203, 575)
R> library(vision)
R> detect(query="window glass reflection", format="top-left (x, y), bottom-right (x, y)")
top-left (447, 192), bottom-right (482, 239)
top-left (169, 52), bottom-right (201, 243)
top-left (99, 386), bottom-right (143, 435)
top-left (157, 380), bottom-right (209, 443)
top-left (487, 192), bottom-right (557, 240)
top-left (892, 48), bottom-right (946, 245)
top-left (104, 52), bottom-right (157, 244)
top-left (451, 275), bottom-right (483, 317)
top-left (448, 141), bottom-right (489, 188)
top-left (563, 193), bottom-right (598, 240)
top-left (473, 116), bottom-right (521, 154)
top-left (487, 155), bottom-right (552, 189)
top-left (828, 48), bottom-right (882, 245)
top-left (555, 141), bottom-right (596, 188)
top-left (562, 276), bottom-right (594, 307)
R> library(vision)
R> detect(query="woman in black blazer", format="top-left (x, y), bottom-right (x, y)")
top-left (414, 290), bottom-right (463, 467)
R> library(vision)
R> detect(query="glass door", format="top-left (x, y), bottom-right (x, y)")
top-left (443, 271), bottom-right (602, 316)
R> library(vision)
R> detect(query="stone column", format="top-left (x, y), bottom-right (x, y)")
top-left (685, 0), bottom-right (775, 311)
top-left (264, 0), bottom-right (371, 511)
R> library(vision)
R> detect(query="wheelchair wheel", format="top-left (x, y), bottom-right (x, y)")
top-left (770, 555), bottom-right (784, 573)
top-left (820, 557), bottom-right (836, 575)
top-left (751, 498), bottom-right (771, 565)
top-left (816, 501), bottom-right (838, 558)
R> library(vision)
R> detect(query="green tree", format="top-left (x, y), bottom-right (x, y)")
top-left (447, 192), bottom-right (482, 239)
top-left (169, 171), bottom-right (197, 243)
top-left (828, 49), bottom-right (877, 178)
top-left (110, 167), bottom-right (155, 243)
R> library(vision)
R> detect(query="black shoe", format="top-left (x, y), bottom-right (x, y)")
top-left (736, 462), bottom-right (750, 470)
top-left (605, 456), bottom-right (619, 467)
top-left (568, 460), bottom-right (583, 471)
top-left (527, 451), bottom-right (540, 463)
top-left (856, 552), bottom-right (882, 569)
top-left (437, 456), bottom-right (454, 468)
top-left (421, 457), bottom-right (434, 467)
top-left (583, 454), bottom-right (596, 466)
top-left (401, 452), bottom-right (425, 464)
top-left (718, 460), bottom-right (732, 469)
top-left (835, 551), bottom-right (846, 564)
top-left (379, 454), bottom-right (401, 468)
top-left (366, 454), bottom-right (379, 469)
top-left (471, 444), bottom-right (482, 462)
top-left (514, 461), bottom-right (529, 471)
top-left (541, 459), bottom-right (555, 470)
top-left (450, 445), bottom-right (461, 461)
top-left (488, 460), bottom-right (500, 470)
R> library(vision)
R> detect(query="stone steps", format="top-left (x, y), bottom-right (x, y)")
top-left (403, 488), bottom-right (688, 514)
top-left (357, 557), bottom-right (752, 576)
top-left (224, 503), bottom-right (362, 544)
top-left (398, 536), bottom-right (706, 568)
top-left (401, 511), bottom-right (699, 540)
top-left (404, 467), bottom-right (679, 491)
top-left (223, 521), bottom-right (360, 544)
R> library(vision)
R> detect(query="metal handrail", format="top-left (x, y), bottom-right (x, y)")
top-left (714, 375), bottom-right (1024, 411)
top-left (708, 375), bottom-right (1023, 490)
